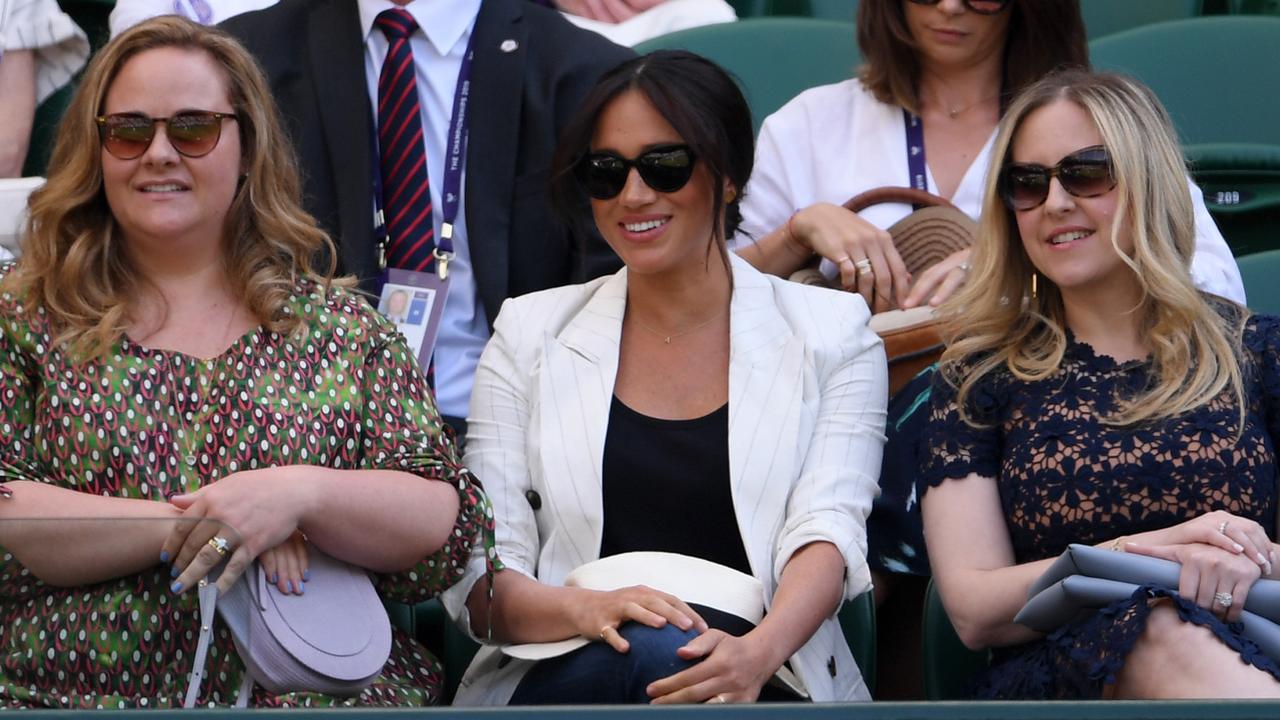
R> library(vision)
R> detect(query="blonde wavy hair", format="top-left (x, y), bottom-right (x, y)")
top-left (4, 15), bottom-right (339, 360)
top-left (939, 69), bottom-right (1247, 429)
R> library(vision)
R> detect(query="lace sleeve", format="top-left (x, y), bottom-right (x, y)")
top-left (1244, 314), bottom-right (1280, 445)
top-left (918, 363), bottom-right (1005, 493)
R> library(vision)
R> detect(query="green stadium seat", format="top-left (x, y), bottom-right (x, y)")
top-left (635, 18), bottom-right (859, 135)
top-left (1089, 16), bottom-right (1280, 148)
top-left (1186, 143), bottom-right (1280, 256)
top-left (921, 579), bottom-right (989, 700)
top-left (1236, 249), bottom-right (1280, 314)
top-left (1090, 17), bottom-right (1280, 255)
top-left (840, 590), bottom-right (877, 694)
top-left (1080, 0), bottom-right (1202, 38)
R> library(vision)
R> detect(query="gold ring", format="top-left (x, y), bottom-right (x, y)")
top-left (836, 256), bottom-right (852, 265)
top-left (598, 625), bottom-right (611, 640)
top-left (207, 536), bottom-right (231, 556)
top-left (854, 258), bottom-right (873, 276)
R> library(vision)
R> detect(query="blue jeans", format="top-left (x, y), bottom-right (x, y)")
top-left (509, 622), bottom-right (700, 704)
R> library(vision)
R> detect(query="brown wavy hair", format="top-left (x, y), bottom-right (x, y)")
top-left (4, 15), bottom-right (339, 360)
top-left (857, 0), bottom-right (1088, 114)
top-left (938, 69), bottom-right (1247, 430)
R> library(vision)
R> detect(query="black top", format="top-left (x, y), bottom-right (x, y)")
top-left (600, 396), bottom-right (751, 576)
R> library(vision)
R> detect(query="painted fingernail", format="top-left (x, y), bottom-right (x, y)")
top-left (170, 581), bottom-right (183, 593)
top-left (298, 581), bottom-right (306, 595)
top-left (170, 566), bottom-right (180, 578)
top-left (1234, 543), bottom-right (1244, 552)
top-left (271, 573), bottom-right (279, 584)
top-left (1258, 552), bottom-right (1268, 566)
top-left (159, 551), bottom-right (170, 563)
top-left (302, 569), bottom-right (311, 581)
top-left (285, 581), bottom-right (294, 593)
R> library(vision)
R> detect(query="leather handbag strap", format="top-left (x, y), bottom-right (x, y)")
top-left (843, 186), bottom-right (960, 214)
top-left (184, 576), bottom-right (253, 708)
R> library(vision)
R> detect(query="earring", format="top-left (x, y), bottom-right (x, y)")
top-left (1031, 272), bottom-right (1038, 299)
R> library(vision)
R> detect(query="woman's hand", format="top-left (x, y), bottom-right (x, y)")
top-left (791, 203), bottom-right (911, 313)
top-left (1126, 541), bottom-right (1263, 622)
top-left (258, 530), bottom-right (309, 596)
top-left (572, 585), bottom-right (708, 653)
top-left (902, 247), bottom-right (971, 309)
top-left (646, 629), bottom-right (777, 704)
top-left (555, 0), bottom-right (664, 22)
top-left (1158, 510), bottom-right (1274, 575)
top-left (162, 466), bottom-right (313, 593)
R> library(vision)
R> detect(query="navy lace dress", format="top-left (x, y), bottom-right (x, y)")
top-left (920, 312), bottom-right (1280, 699)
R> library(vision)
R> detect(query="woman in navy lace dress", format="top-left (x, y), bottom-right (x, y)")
top-left (921, 68), bottom-right (1280, 699)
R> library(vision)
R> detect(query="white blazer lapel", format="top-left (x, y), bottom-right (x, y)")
top-left (535, 270), bottom-right (627, 575)
top-left (725, 256), bottom-right (806, 590)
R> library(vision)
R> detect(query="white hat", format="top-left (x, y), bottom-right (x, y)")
top-left (500, 552), bottom-right (763, 661)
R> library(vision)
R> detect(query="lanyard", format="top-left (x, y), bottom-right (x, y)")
top-left (902, 109), bottom-right (928, 194)
top-left (371, 27), bottom-right (477, 280)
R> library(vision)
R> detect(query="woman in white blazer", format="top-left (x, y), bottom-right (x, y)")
top-left (440, 51), bottom-right (887, 704)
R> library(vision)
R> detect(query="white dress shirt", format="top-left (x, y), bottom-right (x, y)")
top-left (2, 0), bottom-right (88, 104)
top-left (358, 0), bottom-right (489, 419)
top-left (735, 78), bottom-right (1246, 304)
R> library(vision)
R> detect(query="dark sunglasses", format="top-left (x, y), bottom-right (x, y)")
top-left (96, 110), bottom-right (238, 160)
top-left (1000, 145), bottom-right (1116, 211)
top-left (576, 144), bottom-right (697, 200)
top-left (906, 0), bottom-right (1010, 15)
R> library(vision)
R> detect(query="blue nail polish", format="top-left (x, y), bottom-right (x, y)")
top-left (170, 566), bottom-right (179, 578)
top-left (286, 580), bottom-right (294, 593)
top-left (170, 580), bottom-right (183, 593)
top-left (302, 569), bottom-right (311, 582)
top-left (271, 573), bottom-right (279, 584)
top-left (298, 581), bottom-right (306, 595)
top-left (159, 551), bottom-right (169, 563)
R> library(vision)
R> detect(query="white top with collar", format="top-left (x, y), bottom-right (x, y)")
top-left (358, 0), bottom-right (488, 419)
top-left (734, 78), bottom-right (1246, 304)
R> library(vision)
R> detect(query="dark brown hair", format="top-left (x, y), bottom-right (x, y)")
top-left (857, 0), bottom-right (1088, 114)
top-left (549, 50), bottom-right (754, 259)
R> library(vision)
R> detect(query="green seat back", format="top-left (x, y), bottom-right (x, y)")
top-left (1081, 0), bottom-right (1202, 38)
top-left (1187, 143), bottom-right (1280, 256)
top-left (1237, 249), bottom-right (1280, 314)
top-left (922, 579), bottom-right (989, 700)
top-left (839, 590), bottom-right (877, 693)
top-left (635, 18), bottom-right (859, 135)
top-left (1089, 16), bottom-right (1280, 148)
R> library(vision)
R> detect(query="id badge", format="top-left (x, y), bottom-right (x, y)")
top-left (377, 268), bottom-right (449, 374)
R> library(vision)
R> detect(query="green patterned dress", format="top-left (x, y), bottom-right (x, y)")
top-left (0, 265), bottom-right (494, 708)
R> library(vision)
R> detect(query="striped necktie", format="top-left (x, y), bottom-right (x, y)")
top-left (376, 8), bottom-right (435, 272)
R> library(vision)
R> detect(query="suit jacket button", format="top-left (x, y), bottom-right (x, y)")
top-left (827, 656), bottom-right (837, 677)
top-left (525, 490), bottom-right (541, 510)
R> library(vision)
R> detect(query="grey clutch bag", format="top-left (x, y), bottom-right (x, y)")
top-left (1015, 544), bottom-right (1280, 662)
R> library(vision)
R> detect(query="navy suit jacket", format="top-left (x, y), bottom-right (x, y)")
top-left (223, 0), bottom-right (629, 324)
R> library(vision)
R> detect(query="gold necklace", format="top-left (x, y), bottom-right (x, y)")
top-left (629, 309), bottom-right (726, 345)
top-left (927, 91), bottom-right (1001, 120)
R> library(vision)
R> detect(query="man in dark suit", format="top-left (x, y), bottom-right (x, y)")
top-left (223, 0), bottom-right (630, 427)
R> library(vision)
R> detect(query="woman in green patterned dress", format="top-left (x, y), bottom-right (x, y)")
top-left (0, 16), bottom-right (492, 708)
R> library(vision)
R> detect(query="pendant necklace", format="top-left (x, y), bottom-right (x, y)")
top-left (630, 309), bottom-right (726, 345)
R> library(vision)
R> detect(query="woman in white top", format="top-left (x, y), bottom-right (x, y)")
top-left (443, 50), bottom-right (886, 705)
top-left (735, 0), bottom-right (1243, 311)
